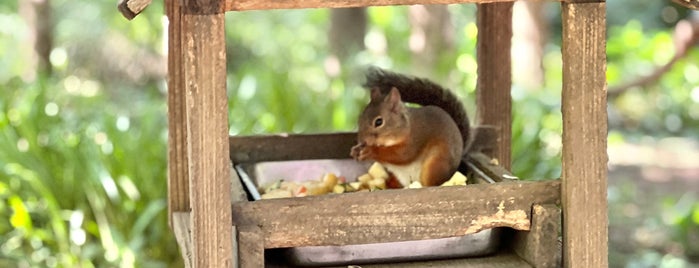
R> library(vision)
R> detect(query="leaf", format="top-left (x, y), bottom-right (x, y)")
top-left (9, 195), bottom-right (33, 232)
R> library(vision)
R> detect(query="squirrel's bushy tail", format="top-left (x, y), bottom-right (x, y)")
top-left (363, 67), bottom-right (470, 150)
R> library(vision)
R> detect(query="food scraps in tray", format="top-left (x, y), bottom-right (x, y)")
top-left (259, 162), bottom-right (468, 199)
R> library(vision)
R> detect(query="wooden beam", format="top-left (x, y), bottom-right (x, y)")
top-left (476, 2), bottom-right (513, 170)
top-left (183, 7), bottom-right (233, 267)
top-left (224, 0), bottom-right (520, 11)
top-left (229, 126), bottom-right (498, 164)
top-left (118, 0), bottom-right (153, 20)
top-left (232, 180), bottom-right (560, 248)
top-left (560, 2), bottom-right (608, 267)
top-left (166, 0), bottom-right (190, 227)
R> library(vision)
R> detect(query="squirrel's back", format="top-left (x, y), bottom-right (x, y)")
top-left (363, 67), bottom-right (470, 150)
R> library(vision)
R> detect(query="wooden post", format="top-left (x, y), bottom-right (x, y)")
top-left (166, 0), bottom-right (189, 226)
top-left (476, 2), bottom-right (513, 170)
top-left (561, 2), bottom-right (608, 267)
top-left (512, 204), bottom-right (562, 268)
top-left (237, 225), bottom-right (265, 268)
top-left (182, 0), bottom-right (233, 266)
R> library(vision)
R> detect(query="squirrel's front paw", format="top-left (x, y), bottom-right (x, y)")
top-left (351, 143), bottom-right (370, 160)
top-left (350, 143), bottom-right (363, 159)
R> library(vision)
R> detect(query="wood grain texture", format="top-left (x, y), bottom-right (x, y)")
top-left (232, 180), bottom-right (560, 249)
top-left (561, 2), bottom-right (608, 267)
top-left (224, 0), bottom-right (522, 11)
top-left (183, 10), bottom-right (233, 267)
top-left (229, 127), bottom-right (497, 164)
top-left (184, 0), bottom-right (225, 14)
top-left (172, 212), bottom-right (193, 268)
top-left (237, 225), bottom-right (264, 268)
top-left (512, 204), bottom-right (562, 268)
top-left (476, 2), bottom-right (513, 170)
top-left (118, 0), bottom-right (152, 20)
top-left (166, 0), bottom-right (190, 227)
top-left (469, 152), bottom-right (518, 182)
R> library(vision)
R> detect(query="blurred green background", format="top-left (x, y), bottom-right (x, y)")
top-left (1, 0), bottom-right (698, 267)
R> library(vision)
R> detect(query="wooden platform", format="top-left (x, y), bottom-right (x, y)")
top-left (172, 131), bottom-right (562, 267)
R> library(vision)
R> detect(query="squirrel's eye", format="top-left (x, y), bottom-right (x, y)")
top-left (373, 117), bottom-right (384, 127)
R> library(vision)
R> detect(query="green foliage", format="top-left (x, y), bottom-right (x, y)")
top-left (0, 76), bottom-right (178, 267)
top-left (606, 18), bottom-right (699, 266)
top-left (607, 20), bottom-right (699, 138)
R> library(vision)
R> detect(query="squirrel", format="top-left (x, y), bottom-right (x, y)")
top-left (350, 67), bottom-right (471, 187)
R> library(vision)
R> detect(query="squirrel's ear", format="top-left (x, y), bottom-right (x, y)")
top-left (388, 87), bottom-right (402, 103)
top-left (387, 87), bottom-right (404, 112)
top-left (370, 88), bottom-right (383, 101)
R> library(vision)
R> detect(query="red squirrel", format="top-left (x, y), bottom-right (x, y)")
top-left (350, 67), bottom-right (470, 187)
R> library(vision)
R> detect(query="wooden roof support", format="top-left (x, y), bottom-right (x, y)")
top-left (561, 2), bottom-right (608, 267)
top-left (166, 0), bottom-right (190, 227)
top-left (164, 0), bottom-right (234, 266)
top-left (224, 0), bottom-right (516, 11)
top-left (183, 12), bottom-right (232, 267)
top-left (118, 0), bottom-right (153, 20)
top-left (476, 2), bottom-right (513, 170)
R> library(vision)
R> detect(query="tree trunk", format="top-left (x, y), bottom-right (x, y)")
top-left (409, 5), bottom-right (454, 77)
top-left (19, 0), bottom-right (54, 79)
top-left (329, 8), bottom-right (367, 60)
top-left (512, 1), bottom-right (547, 90)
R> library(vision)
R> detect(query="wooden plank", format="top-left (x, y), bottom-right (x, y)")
top-left (118, 0), bottom-right (153, 20)
top-left (184, 0), bottom-right (225, 14)
top-left (232, 180), bottom-right (560, 248)
top-left (469, 152), bottom-right (519, 182)
top-left (230, 132), bottom-right (356, 163)
top-left (224, 0), bottom-right (524, 11)
top-left (512, 204), bottom-right (562, 268)
top-left (560, 2), bottom-right (608, 268)
top-left (166, 0), bottom-right (190, 227)
top-left (229, 126), bottom-right (497, 164)
top-left (476, 2), bottom-right (513, 170)
top-left (172, 212), bottom-right (193, 268)
top-left (183, 8), bottom-right (233, 267)
top-left (237, 225), bottom-right (265, 268)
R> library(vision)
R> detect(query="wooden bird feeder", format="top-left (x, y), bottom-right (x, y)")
top-left (120, 0), bottom-right (607, 267)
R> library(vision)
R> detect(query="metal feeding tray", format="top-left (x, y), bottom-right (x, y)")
top-left (234, 159), bottom-right (502, 266)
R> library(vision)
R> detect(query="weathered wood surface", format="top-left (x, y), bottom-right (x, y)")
top-left (232, 180), bottom-right (560, 249)
top-left (118, 0), bottom-right (152, 20)
top-left (469, 152), bottom-right (518, 182)
top-left (172, 212), bottom-right (193, 268)
top-left (230, 126), bottom-right (497, 164)
top-left (673, 0), bottom-right (699, 10)
top-left (226, 0), bottom-right (517, 11)
top-left (166, 0), bottom-right (190, 227)
top-left (513, 204), bottom-right (562, 268)
top-left (476, 2), bottom-right (513, 170)
top-left (237, 225), bottom-right (264, 268)
top-left (183, 7), bottom-right (233, 267)
top-left (561, 2), bottom-right (608, 267)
